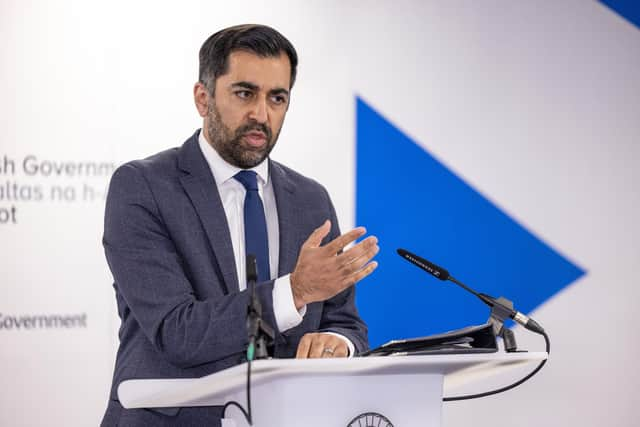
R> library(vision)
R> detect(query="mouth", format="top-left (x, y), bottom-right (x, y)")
top-left (242, 131), bottom-right (268, 148)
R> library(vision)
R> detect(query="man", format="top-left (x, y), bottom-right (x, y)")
top-left (100, 24), bottom-right (378, 426)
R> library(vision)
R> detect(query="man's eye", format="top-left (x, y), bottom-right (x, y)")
top-left (271, 95), bottom-right (287, 104)
top-left (236, 90), bottom-right (252, 99)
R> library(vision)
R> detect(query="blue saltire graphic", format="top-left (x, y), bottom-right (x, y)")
top-left (601, 0), bottom-right (640, 29)
top-left (355, 97), bottom-right (585, 347)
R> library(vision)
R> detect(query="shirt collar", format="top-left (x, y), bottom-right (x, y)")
top-left (198, 129), bottom-right (269, 187)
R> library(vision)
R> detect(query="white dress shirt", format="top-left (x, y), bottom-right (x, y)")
top-left (198, 131), bottom-right (354, 355)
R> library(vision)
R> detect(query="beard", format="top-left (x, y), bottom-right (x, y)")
top-left (206, 99), bottom-right (280, 169)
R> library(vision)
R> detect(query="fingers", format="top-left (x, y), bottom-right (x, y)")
top-left (337, 236), bottom-right (379, 274)
top-left (308, 337), bottom-right (326, 358)
top-left (329, 344), bottom-right (349, 358)
top-left (343, 261), bottom-right (378, 287)
top-left (295, 334), bottom-right (313, 359)
top-left (318, 228), bottom-right (380, 289)
top-left (303, 220), bottom-right (332, 248)
top-left (296, 333), bottom-right (348, 359)
top-left (323, 226), bottom-right (367, 254)
top-left (291, 224), bottom-right (380, 306)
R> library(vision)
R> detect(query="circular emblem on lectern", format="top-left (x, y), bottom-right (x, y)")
top-left (347, 412), bottom-right (394, 427)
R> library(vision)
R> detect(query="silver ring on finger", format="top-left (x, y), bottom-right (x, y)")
top-left (323, 347), bottom-right (335, 355)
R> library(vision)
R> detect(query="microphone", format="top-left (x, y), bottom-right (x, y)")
top-left (397, 248), bottom-right (545, 335)
top-left (397, 248), bottom-right (450, 280)
top-left (246, 255), bottom-right (258, 283)
top-left (245, 254), bottom-right (274, 360)
top-left (246, 255), bottom-right (260, 362)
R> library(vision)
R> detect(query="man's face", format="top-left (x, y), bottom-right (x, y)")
top-left (200, 50), bottom-right (291, 168)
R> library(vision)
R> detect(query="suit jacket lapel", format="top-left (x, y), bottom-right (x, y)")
top-left (177, 132), bottom-right (239, 294)
top-left (270, 160), bottom-right (303, 277)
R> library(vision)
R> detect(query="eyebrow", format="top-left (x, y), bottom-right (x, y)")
top-left (269, 88), bottom-right (289, 97)
top-left (232, 81), bottom-right (259, 91)
top-left (231, 81), bottom-right (289, 97)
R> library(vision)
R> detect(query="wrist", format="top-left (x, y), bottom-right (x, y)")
top-left (290, 271), bottom-right (307, 310)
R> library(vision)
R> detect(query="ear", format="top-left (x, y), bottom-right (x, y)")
top-left (193, 82), bottom-right (210, 118)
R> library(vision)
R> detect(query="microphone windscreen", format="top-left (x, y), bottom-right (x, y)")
top-left (397, 248), bottom-right (450, 280)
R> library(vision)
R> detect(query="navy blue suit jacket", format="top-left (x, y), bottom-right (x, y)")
top-left (100, 131), bottom-right (368, 426)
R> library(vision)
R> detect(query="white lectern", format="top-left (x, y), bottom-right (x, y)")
top-left (118, 352), bottom-right (547, 427)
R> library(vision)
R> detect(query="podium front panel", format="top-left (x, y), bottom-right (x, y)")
top-left (224, 373), bottom-right (443, 427)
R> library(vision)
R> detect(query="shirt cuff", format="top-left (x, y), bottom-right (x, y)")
top-left (322, 332), bottom-right (356, 358)
top-left (272, 274), bottom-right (306, 332)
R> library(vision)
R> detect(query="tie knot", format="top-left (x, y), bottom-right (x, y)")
top-left (234, 170), bottom-right (259, 191)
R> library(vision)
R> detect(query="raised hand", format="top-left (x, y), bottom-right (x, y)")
top-left (290, 220), bottom-right (379, 310)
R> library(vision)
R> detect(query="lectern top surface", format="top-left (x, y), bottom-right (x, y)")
top-left (118, 352), bottom-right (548, 409)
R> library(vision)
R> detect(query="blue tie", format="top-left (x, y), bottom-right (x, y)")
top-left (234, 171), bottom-right (271, 283)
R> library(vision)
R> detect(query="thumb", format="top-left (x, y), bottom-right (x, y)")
top-left (304, 220), bottom-right (331, 248)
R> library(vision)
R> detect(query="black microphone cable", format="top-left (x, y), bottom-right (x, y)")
top-left (443, 329), bottom-right (549, 401)
top-left (397, 248), bottom-right (551, 402)
top-left (221, 256), bottom-right (261, 425)
top-left (221, 358), bottom-right (252, 423)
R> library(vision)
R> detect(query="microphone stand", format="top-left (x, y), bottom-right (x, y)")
top-left (246, 255), bottom-right (275, 361)
top-left (222, 255), bottom-right (276, 425)
top-left (448, 273), bottom-right (520, 351)
top-left (397, 248), bottom-right (551, 401)
top-left (486, 296), bottom-right (518, 352)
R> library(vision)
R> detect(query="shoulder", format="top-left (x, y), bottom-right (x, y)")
top-left (105, 147), bottom-right (181, 213)
top-left (110, 131), bottom-right (200, 185)
top-left (270, 159), bottom-right (328, 196)
top-left (107, 132), bottom-right (201, 202)
top-left (113, 146), bottom-right (180, 181)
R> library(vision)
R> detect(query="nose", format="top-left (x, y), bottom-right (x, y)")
top-left (248, 97), bottom-right (268, 124)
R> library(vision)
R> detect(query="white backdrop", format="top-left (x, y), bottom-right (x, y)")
top-left (1, 1), bottom-right (638, 426)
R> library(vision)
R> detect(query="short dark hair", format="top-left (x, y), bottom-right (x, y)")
top-left (199, 24), bottom-right (298, 92)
